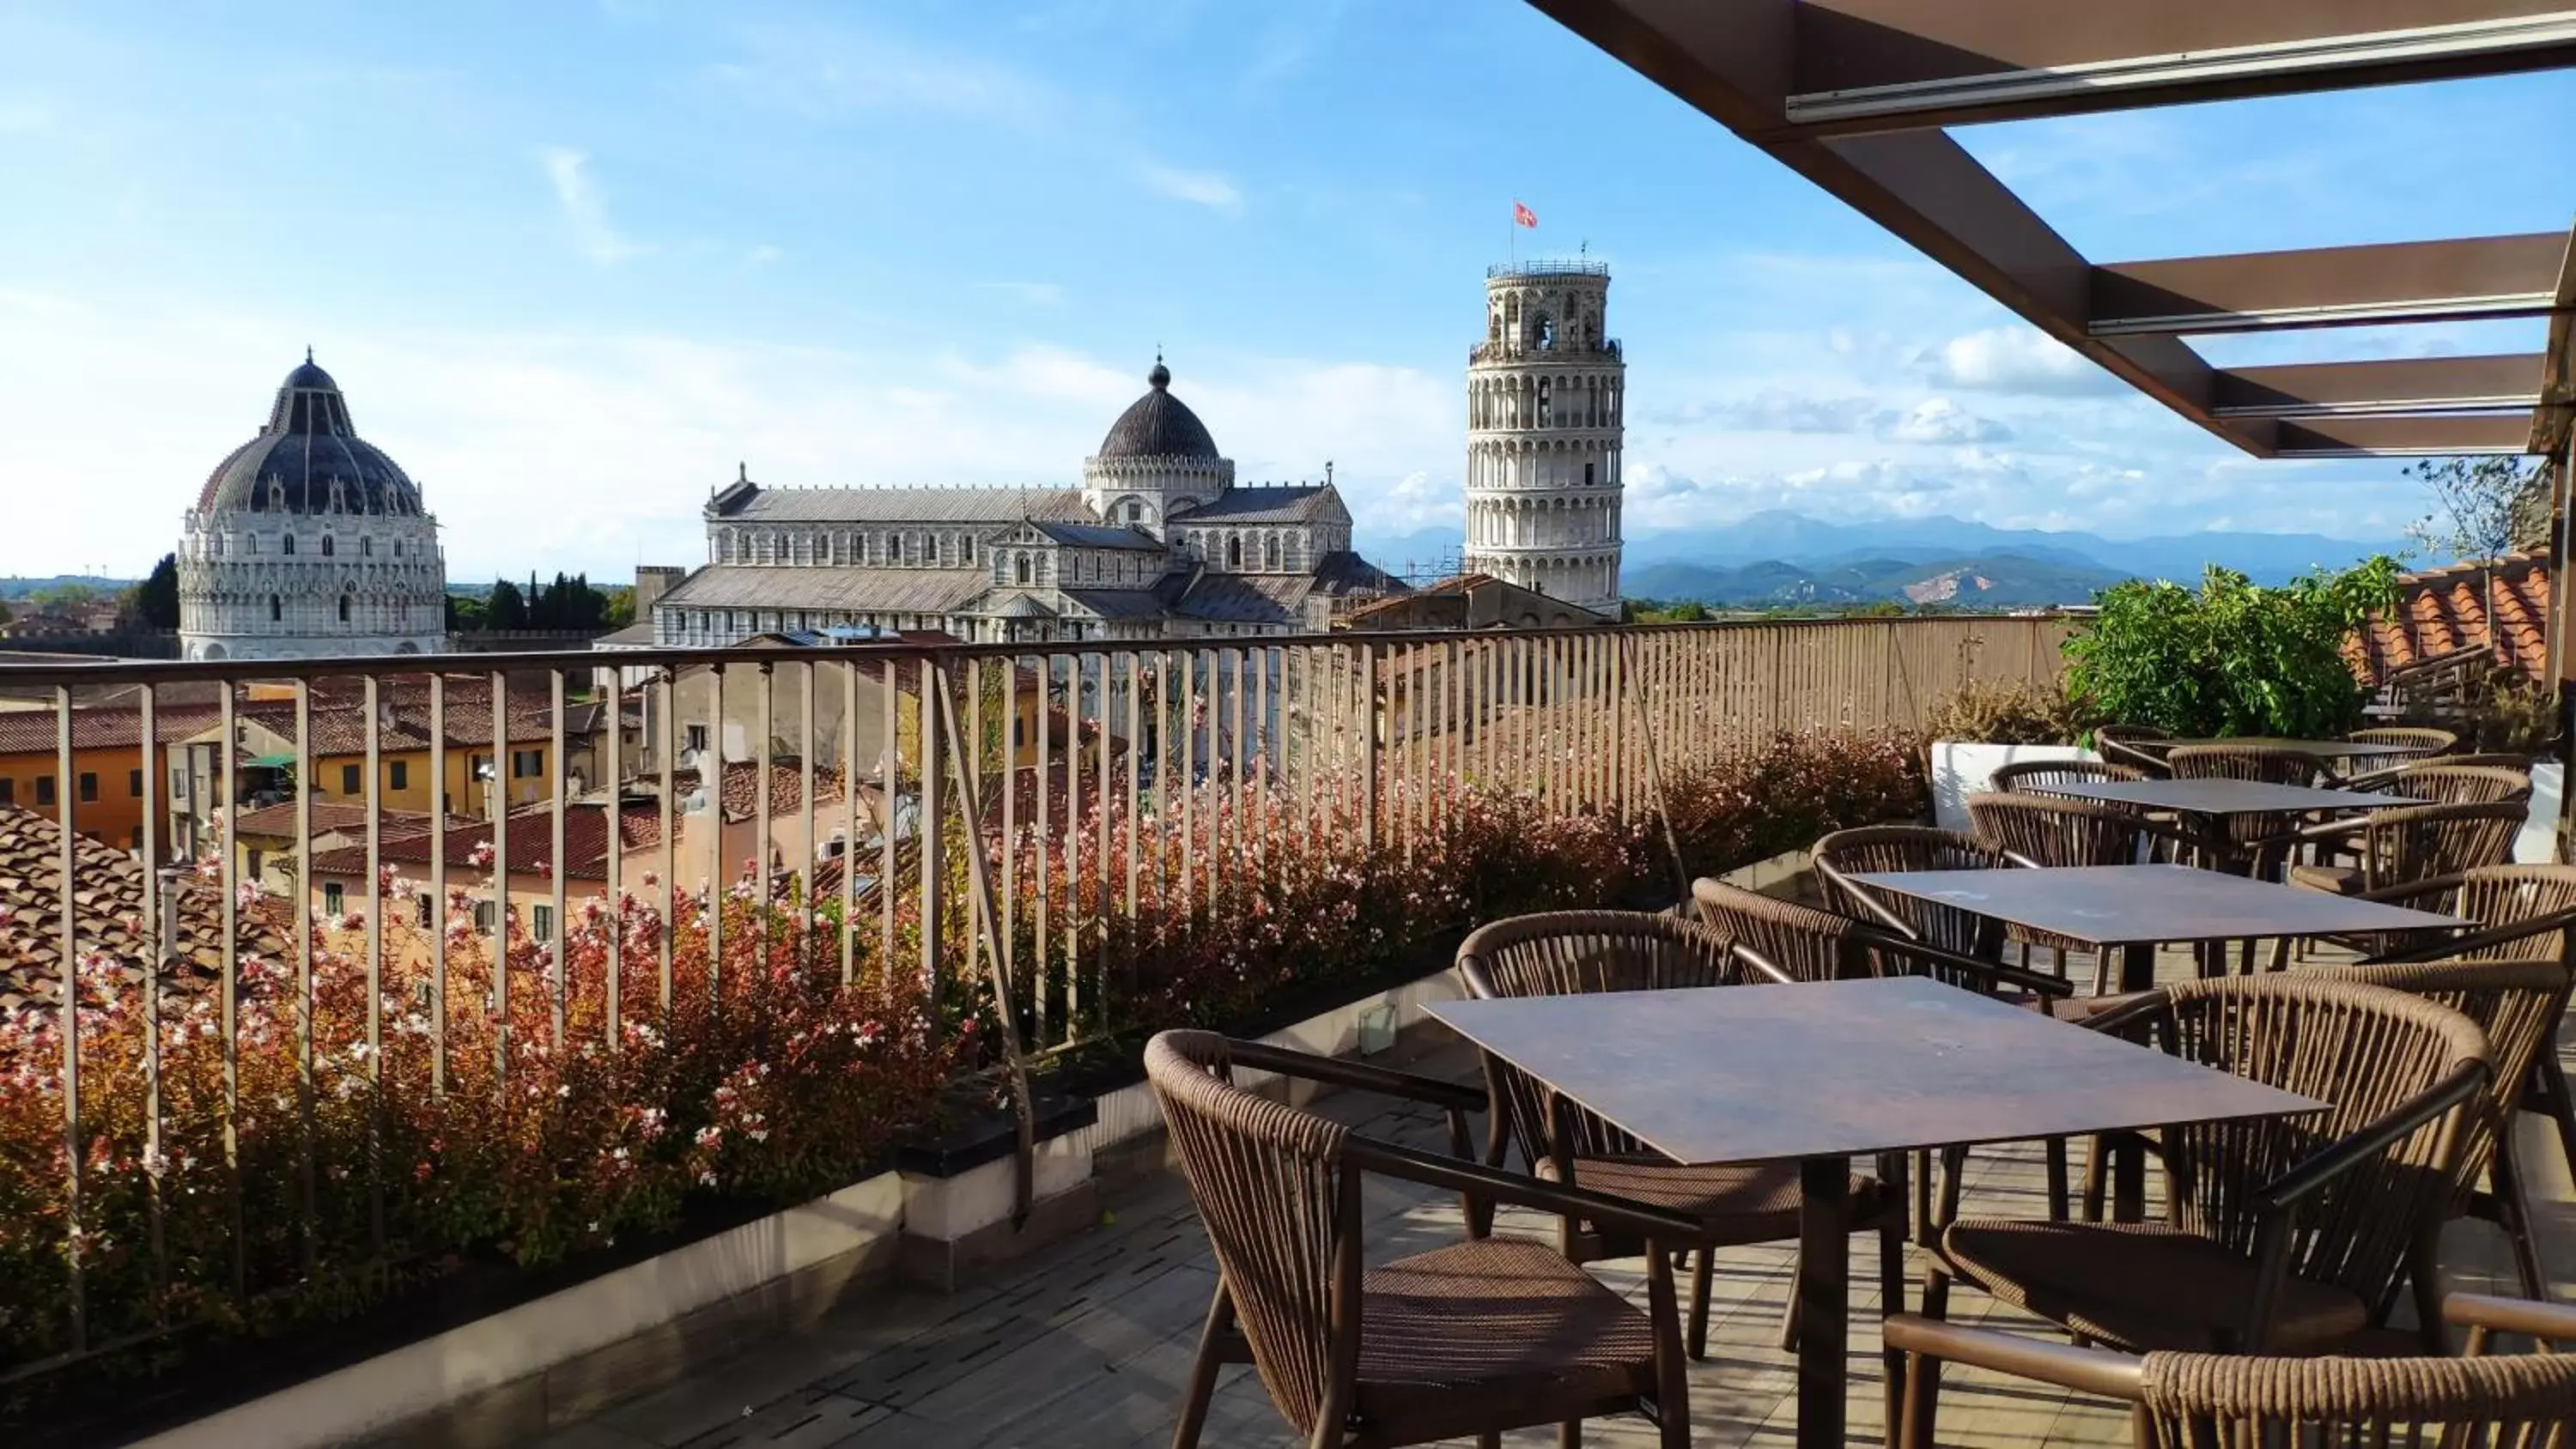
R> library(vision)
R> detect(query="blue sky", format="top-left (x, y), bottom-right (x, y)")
top-left (0, 0), bottom-right (2568, 581)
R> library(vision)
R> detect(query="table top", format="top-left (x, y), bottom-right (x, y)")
top-left (2037, 777), bottom-right (2403, 815)
top-left (1844, 863), bottom-right (2466, 946)
top-left (2161, 737), bottom-right (2420, 759)
top-left (1427, 975), bottom-right (2321, 1165)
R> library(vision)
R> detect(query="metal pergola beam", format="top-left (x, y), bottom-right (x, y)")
top-left (2210, 354), bottom-right (2548, 418)
top-left (1783, 3), bottom-right (2576, 135)
top-left (2090, 234), bottom-right (2567, 336)
top-left (2268, 411), bottom-right (2539, 457)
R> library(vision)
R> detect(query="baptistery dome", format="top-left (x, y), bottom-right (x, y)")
top-left (177, 354), bottom-right (448, 662)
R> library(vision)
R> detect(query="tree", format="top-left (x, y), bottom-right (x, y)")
top-left (29, 581), bottom-right (100, 610)
top-left (125, 553), bottom-right (180, 630)
top-left (487, 579), bottom-right (528, 630)
top-left (2404, 456), bottom-right (2549, 664)
top-left (603, 585), bottom-right (635, 629)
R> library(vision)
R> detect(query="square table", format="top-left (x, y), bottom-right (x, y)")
top-left (1429, 976), bottom-right (2320, 1449)
top-left (1844, 863), bottom-right (2465, 996)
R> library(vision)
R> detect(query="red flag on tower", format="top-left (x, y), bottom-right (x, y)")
top-left (1512, 200), bottom-right (1537, 228)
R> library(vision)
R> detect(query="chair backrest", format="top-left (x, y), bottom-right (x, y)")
top-left (2095, 725), bottom-right (2174, 777)
top-left (2166, 743), bottom-right (2319, 786)
top-left (1689, 877), bottom-right (1865, 984)
top-left (2378, 763), bottom-right (2532, 809)
top-left (1458, 911), bottom-right (1754, 1167)
top-left (2298, 959), bottom-right (2572, 1199)
top-left (2149, 975), bottom-right (2488, 1311)
top-left (2134, 1347), bottom-right (2576, 1448)
top-left (2348, 725), bottom-right (2460, 766)
top-left (1146, 1030), bottom-right (1349, 1435)
top-left (1813, 826), bottom-right (2010, 958)
top-left (1966, 791), bottom-right (2152, 867)
top-left (2348, 802), bottom-right (2525, 891)
top-left (1988, 758), bottom-right (2148, 796)
top-left (2374, 864), bottom-right (2576, 962)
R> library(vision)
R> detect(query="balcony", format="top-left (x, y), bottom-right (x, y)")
top-left (0, 615), bottom-right (2084, 1444)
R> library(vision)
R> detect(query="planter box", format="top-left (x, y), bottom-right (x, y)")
top-left (1929, 741), bottom-right (2097, 833)
top-left (2518, 761), bottom-right (2564, 864)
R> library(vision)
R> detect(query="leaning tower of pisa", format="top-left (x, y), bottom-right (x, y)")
top-left (1462, 260), bottom-right (1625, 615)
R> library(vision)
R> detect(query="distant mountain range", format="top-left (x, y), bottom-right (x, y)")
top-left (1355, 511), bottom-right (2414, 609)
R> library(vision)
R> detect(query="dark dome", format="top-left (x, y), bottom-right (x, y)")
top-left (196, 355), bottom-right (426, 517)
top-left (1095, 360), bottom-right (1221, 463)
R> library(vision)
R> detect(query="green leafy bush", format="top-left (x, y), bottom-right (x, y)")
top-left (2063, 559), bottom-right (2402, 738)
top-left (1923, 676), bottom-right (2094, 745)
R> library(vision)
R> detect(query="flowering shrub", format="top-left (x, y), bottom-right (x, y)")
top-left (0, 726), bottom-right (1924, 1417)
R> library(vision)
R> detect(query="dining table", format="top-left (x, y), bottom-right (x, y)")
top-left (1841, 862), bottom-right (2464, 1222)
top-left (1429, 976), bottom-right (2322, 1449)
top-left (2032, 775), bottom-right (2405, 874)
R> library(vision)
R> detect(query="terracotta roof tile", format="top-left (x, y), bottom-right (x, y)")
top-left (0, 806), bottom-right (288, 1012)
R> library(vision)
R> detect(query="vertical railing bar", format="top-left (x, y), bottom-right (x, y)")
top-left (1152, 650), bottom-right (1169, 952)
top-left (605, 668), bottom-right (623, 1049)
top-left (656, 670), bottom-right (675, 1010)
top-left (363, 672), bottom-right (385, 1260)
top-left (755, 662), bottom-right (773, 977)
top-left (841, 659), bottom-right (859, 985)
top-left (1251, 646), bottom-right (1268, 875)
top-left (966, 657), bottom-right (983, 1001)
top-left (1023, 655), bottom-right (1040, 1046)
top-left (139, 682), bottom-right (167, 1319)
top-left (294, 681), bottom-right (317, 1277)
top-left (1091, 652), bottom-right (1111, 1024)
top-left (879, 658), bottom-right (896, 977)
top-left (489, 670), bottom-right (508, 1088)
top-left (1124, 650), bottom-right (1139, 977)
top-left (799, 663), bottom-right (817, 979)
top-left (54, 683), bottom-right (86, 1351)
top-left (1230, 645), bottom-right (1246, 912)
top-left (919, 652), bottom-right (942, 1010)
top-left (1358, 641), bottom-right (1378, 856)
top-left (1063, 653), bottom-right (1081, 1035)
top-left (429, 674), bottom-right (447, 1094)
top-left (218, 681), bottom-right (243, 1302)
top-left (704, 664), bottom-right (724, 1002)
top-left (1180, 647), bottom-right (1196, 934)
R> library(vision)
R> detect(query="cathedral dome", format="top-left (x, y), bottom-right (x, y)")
top-left (196, 353), bottom-right (428, 518)
top-left (1094, 359), bottom-right (1221, 463)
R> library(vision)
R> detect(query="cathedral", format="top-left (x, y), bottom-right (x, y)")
top-left (649, 360), bottom-right (1404, 646)
top-left (178, 354), bottom-right (448, 660)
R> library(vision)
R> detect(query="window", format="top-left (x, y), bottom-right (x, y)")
top-left (270, 595), bottom-right (283, 621)
top-left (1227, 536), bottom-right (1242, 568)
top-left (1124, 501), bottom-right (1142, 524)
top-left (532, 904), bottom-right (555, 943)
top-left (392, 539), bottom-right (402, 557)
top-left (323, 882), bottom-right (344, 916)
top-left (283, 535), bottom-right (295, 555)
top-left (321, 536), bottom-right (335, 557)
top-left (1584, 462), bottom-right (1595, 486)
top-left (387, 760), bottom-right (408, 791)
top-left (683, 724), bottom-right (708, 754)
top-left (1012, 715), bottom-right (1025, 749)
top-left (130, 826), bottom-right (143, 849)
top-left (77, 773), bottom-right (95, 803)
top-left (1015, 555), bottom-right (1031, 585)
top-left (33, 776), bottom-right (53, 807)
top-left (127, 768), bottom-right (141, 797)
top-left (512, 749), bottom-right (544, 779)
top-left (340, 763), bottom-right (361, 794)
top-left (473, 900), bottom-right (495, 935)
top-left (247, 848), bottom-right (263, 879)
top-left (337, 595), bottom-right (350, 623)
top-left (416, 893), bottom-right (434, 928)
top-left (171, 765), bottom-right (188, 795)
top-left (0, 779), bottom-right (15, 806)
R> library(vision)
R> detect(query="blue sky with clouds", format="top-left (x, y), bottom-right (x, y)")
top-left (1, 0), bottom-right (2568, 581)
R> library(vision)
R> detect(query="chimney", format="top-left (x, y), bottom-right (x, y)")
top-left (634, 566), bottom-right (686, 614)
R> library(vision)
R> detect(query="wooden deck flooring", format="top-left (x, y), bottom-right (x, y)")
top-left (536, 950), bottom-right (2567, 1449)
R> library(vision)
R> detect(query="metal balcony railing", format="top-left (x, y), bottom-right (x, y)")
top-left (0, 613), bottom-right (2079, 1395)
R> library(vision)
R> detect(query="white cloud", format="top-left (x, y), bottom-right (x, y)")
top-left (1912, 325), bottom-right (2120, 397)
top-left (1678, 391), bottom-right (2011, 445)
top-left (1880, 397), bottom-right (2011, 445)
top-left (709, 25), bottom-right (1054, 124)
top-left (538, 148), bottom-right (648, 265)
top-left (1136, 162), bottom-right (1244, 216)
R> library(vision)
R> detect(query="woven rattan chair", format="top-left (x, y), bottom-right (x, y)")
top-left (1814, 826), bottom-right (2015, 960)
top-left (2297, 958), bottom-right (2571, 1299)
top-left (2348, 724), bottom-right (2461, 767)
top-left (2350, 751), bottom-right (2539, 790)
top-left (1904, 974), bottom-right (2490, 1446)
top-left (2166, 742), bottom-right (2320, 785)
top-left (1965, 792), bottom-right (2187, 991)
top-left (2283, 801), bottom-right (2524, 897)
top-left (1988, 758), bottom-right (2150, 796)
top-left (1455, 911), bottom-right (1904, 1375)
top-left (1886, 1294), bottom-right (2576, 1449)
top-left (1147, 1029), bottom-right (1700, 1448)
top-left (2359, 762), bottom-right (2534, 808)
top-left (2094, 725), bottom-right (2174, 777)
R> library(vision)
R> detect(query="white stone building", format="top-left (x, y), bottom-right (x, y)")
top-left (1462, 261), bottom-right (1626, 615)
top-left (178, 355), bottom-right (447, 661)
top-left (649, 361), bottom-right (1402, 646)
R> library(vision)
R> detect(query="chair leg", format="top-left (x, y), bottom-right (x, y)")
top-left (1688, 1246), bottom-right (1715, 1361)
top-left (2538, 1054), bottom-right (2576, 1190)
top-left (1777, 1248), bottom-right (1803, 1351)
top-left (2493, 1130), bottom-right (2551, 1300)
top-left (2408, 1231), bottom-right (2449, 1355)
top-left (1557, 1422), bottom-right (1582, 1449)
top-left (2080, 1136), bottom-right (2108, 1223)
top-left (1879, 1205), bottom-right (1909, 1449)
top-left (1171, 1279), bottom-right (1235, 1449)
top-left (2044, 1137), bottom-right (2069, 1222)
top-left (1901, 1267), bottom-right (1951, 1449)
